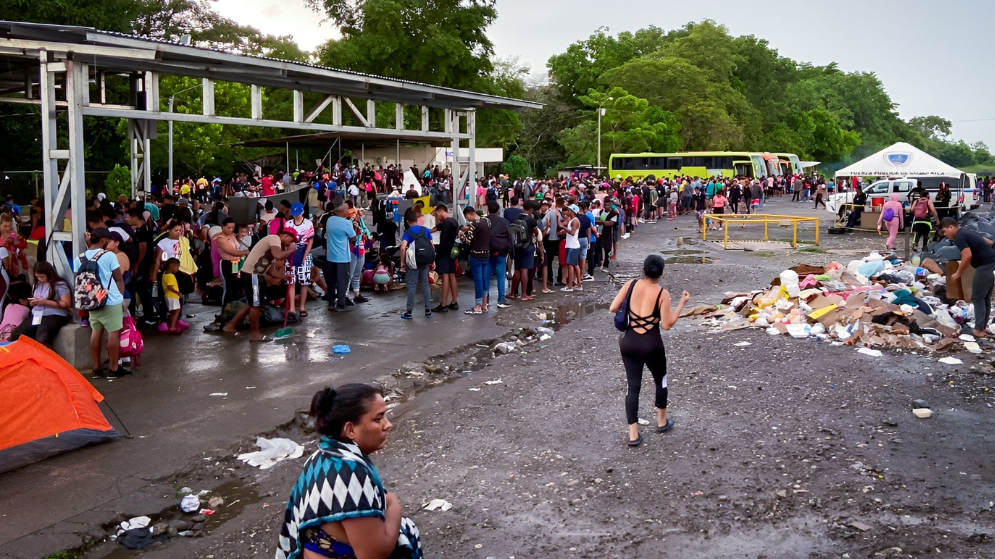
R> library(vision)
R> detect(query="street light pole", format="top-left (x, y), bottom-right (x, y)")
top-left (597, 107), bottom-right (603, 173)
top-left (596, 97), bottom-right (612, 178)
top-left (168, 95), bottom-right (174, 193)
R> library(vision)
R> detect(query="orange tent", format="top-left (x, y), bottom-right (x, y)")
top-left (0, 337), bottom-right (119, 474)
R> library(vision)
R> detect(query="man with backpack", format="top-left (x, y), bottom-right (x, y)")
top-left (431, 205), bottom-right (460, 313)
top-left (74, 228), bottom-right (130, 379)
top-left (911, 190), bottom-right (939, 251)
top-left (399, 208), bottom-right (435, 320)
top-left (508, 200), bottom-right (538, 301)
top-left (486, 201), bottom-right (512, 309)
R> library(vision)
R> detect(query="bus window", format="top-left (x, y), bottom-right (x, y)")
top-left (734, 161), bottom-right (752, 177)
top-left (666, 157), bottom-right (681, 170)
top-left (750, 156), bottom-right (765, 178)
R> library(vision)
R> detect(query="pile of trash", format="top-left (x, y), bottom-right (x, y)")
top-left (687, 251), bottom-right (985, 353)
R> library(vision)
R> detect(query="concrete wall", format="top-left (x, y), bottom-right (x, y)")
top-left (357, 146), bottom-right (503, 179)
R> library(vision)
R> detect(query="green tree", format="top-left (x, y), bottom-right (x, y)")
top-left (557, 88), bottom-right (681, 167)
top-left (313, 0), bottom-right (496, 91)
top-left (547, 27), bottom-right (642, 106)
top-left (103, 164), bottom-right (133, 200)
top-left (500, 155), bottom-right (530, 180)
top-left (0, 0), bottom-right (138, 32)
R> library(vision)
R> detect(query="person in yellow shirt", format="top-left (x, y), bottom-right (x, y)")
top-left (162, 258), bottom-right (184, 334)
top-left (179, 181), bottom-right (191, 197)
top-left (195, 177), bottom-right (209, 202)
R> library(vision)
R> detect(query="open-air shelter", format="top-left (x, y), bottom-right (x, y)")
top-left (0, 20), bottom-right (540, 279)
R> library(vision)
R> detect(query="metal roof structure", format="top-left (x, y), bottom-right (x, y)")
top-left (0, 20), bottom-right (539, 279)
top-left (0, 21), bottom-right (539, 111)
top-left (239, 130), bottom-right (452, 149)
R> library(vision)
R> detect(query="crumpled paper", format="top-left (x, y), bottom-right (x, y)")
top-left (236, 437), bottom-right (305, 469)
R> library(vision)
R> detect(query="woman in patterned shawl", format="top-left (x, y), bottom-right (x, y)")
top-left (276, 385), bottom-right (422, 559)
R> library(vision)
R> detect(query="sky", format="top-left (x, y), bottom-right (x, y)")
top-left (213, 0), bottom-right (995, 149)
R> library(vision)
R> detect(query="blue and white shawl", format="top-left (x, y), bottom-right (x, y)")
top-left (276, 437), bottom-right (421, 559)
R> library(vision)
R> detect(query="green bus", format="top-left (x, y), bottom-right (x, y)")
top-left (608, 152), bottom-right (772, 181)
top-left (774, 153), bottom-right (804, 175)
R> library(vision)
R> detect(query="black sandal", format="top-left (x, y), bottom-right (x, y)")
top-left (627, 434), bottom-right (643, 447)
top-left (656, 418), bottom-right (675, 433)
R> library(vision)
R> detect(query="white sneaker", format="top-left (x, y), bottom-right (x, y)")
top-left (621, 233), bottom-right (630, 240)
top-left (560, 287), bottom-right (574, 292)
top-left (583, 275), bottom-right (594, 281)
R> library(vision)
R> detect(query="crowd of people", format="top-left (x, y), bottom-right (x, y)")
top-left (0, 163), bottom-right (829, 375)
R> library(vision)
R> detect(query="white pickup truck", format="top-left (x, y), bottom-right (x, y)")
top-left (826, 176), bottom-right (978, 215)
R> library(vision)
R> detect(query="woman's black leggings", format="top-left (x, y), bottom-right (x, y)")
top-left (619, 329), bottom-right (668, 425)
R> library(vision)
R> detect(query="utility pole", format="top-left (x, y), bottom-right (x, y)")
top-left (168, 95), bottom-right (174, 192)
top-left (596, 97), bottom-right (612, 176)
top-left (597, 107), bottom-right (603, 172)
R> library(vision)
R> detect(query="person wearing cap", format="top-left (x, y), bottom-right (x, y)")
top-left (284, 202), bottom-right (315, 316)
top-left (323, 202), bottom-right (357, 311)
top-left (223, 229), bottom-right (298, 342)
top-left (74, 228), bottom-right (131, 379)
top-left (105, 229), bottom-right (133, 318)
top-left (173, 197), bottom-right (193, 226)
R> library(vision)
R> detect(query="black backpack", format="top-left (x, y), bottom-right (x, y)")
top-left (509, 216), bottom-right (531, 251)
top-left (489, 216), bottom-right (512, 256)
top-left (412, 228), bottom-right (436, 267)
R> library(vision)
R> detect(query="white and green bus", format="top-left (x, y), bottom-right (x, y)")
top-left (608, 152), bottom-right (790, 181)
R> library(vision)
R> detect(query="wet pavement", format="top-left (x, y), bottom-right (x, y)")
top-left (3, 196), bottom-right (995, 559)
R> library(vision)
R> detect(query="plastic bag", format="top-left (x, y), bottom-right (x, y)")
top-left (236, 437), bottom-right (305, 469)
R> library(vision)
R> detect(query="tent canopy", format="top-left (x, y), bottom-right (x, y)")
top-left (835, 142), bottom-right (964, 179)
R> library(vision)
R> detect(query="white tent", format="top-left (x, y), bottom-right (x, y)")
top-left (834, 142), bottom-right (964, 180)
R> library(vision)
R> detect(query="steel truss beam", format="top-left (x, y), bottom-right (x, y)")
top-left (39, 51), bottom-right (86, 281)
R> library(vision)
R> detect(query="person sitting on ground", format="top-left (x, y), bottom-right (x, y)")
top-left (372, 252), bottom-right (394, 292)
top-left (11, 262), bottom-right (72, 347)
top-left (0, 282), bottom-right (31, 341)
top-left (277, 384), bottom-right (422, 559)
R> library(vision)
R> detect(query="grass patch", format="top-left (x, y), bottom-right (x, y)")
top-left (798, 247), bottom-right (827, 253)
top-left (42, 536), bottom-right (98, 559)
top-left (751, 251), bottom-right (775, 257)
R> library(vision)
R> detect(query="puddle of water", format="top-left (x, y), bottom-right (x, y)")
top-left (660, 249), bottom-right (708, 256)
top-left (96, 480), bottom-right (261, 558)
top-left (542, 302), bottom-right (612, 330)
top-left (660, 249), bottom-right (719, 264)
top-left (666, 255), bottom-right (718, 264)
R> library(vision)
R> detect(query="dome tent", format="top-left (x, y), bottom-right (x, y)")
top-left (0, 337), bottom-right (120, 474)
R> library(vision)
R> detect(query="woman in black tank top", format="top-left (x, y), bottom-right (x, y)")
top-left (609, 254), bottom-right (690, 447)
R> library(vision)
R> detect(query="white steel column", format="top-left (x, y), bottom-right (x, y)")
top-left (40, 53), bottom-right (87, 279)
top-left (129, 119), bottom-right (152, 197)
top-left (467, 109), bottom-right (476, 208)
top-left (65, 60), bottom-right (86, 270)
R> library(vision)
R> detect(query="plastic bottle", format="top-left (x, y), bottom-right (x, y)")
top-left (780, 270), bottom-right (800, 298)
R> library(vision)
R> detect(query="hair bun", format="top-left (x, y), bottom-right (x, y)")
top-left (310, 387), bottom-right (337, 419)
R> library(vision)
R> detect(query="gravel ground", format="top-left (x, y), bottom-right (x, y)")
top-left (69, 200), bottom-right (995, 559)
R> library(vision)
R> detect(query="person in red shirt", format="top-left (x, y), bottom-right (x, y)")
top-left (261, 174), bottom-right (276, 197)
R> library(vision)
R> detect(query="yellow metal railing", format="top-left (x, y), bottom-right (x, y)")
top-left (702, 214), bottom-right (820, 249)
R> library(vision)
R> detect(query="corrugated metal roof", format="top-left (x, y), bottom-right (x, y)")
top-left (0, 20), bottom-right (541, 111)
